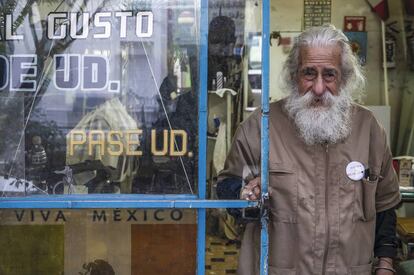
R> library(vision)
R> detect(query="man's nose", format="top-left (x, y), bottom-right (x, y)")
top-left (312, 75), bottom-right (325, 96)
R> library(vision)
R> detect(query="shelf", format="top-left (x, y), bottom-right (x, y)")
top-left (401, 187), bottom-right (414, 201)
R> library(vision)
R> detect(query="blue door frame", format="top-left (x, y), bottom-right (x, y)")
top-left (0, 1), bottom-right (270, 274)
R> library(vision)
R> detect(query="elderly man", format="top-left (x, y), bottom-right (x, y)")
top-left (217, 25), bottom-right (401, 275)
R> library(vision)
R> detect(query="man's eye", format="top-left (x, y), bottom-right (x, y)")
top-left (323, 71), bottom-right (337, 82)
top-left (302, 69), bottom-right (317, 80)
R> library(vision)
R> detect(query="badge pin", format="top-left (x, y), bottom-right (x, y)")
top-left (346, 161), bottom-right (365, 181)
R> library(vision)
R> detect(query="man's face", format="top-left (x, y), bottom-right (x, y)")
top-left (285, 45), bottom-right (353, 145)
top-left (297, 46), bottom-right (342, 104)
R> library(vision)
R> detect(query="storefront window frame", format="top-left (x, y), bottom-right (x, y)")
top-left (0, 0), bottom-right (270, 274)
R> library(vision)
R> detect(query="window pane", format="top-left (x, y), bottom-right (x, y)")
top-left (206, 208), bottom-right (243, 274)
top-left (0, 0), bottom-right (200, 196)
top-left (207, 0), bottom-right (262, 195)
top-left (0, 208), bottom-right (196, 274)
top-left (206, 0), bottom-right (262, 271)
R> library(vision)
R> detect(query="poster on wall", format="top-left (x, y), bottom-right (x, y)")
top-left (344, 32), bottom-right (368, 65)
top-left (303, 0), bottom-right (331, 29)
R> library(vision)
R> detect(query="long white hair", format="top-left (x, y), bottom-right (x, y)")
top-left (282, 25), bottom-right (365, 145)
top-left (280, 24), bottom-right (365, 99)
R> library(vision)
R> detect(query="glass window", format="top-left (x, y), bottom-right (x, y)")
top-left (0, 208), bottom-right (196, 274)
top-left (0, 0), bottom-right (200, 196)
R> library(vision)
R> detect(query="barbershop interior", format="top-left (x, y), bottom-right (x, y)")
top-left (0, 0), bottom-right (414, 274)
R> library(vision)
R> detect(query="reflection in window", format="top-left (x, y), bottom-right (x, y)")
top-left (0, 0), bottom-right (199, 196)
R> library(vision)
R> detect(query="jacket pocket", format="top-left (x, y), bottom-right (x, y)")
top-left (269, 162), bottom-right (298, 223)
top-left (354, 177), bottom-right (378, 222)
top-left (338, 163), bottom-right (378, 223)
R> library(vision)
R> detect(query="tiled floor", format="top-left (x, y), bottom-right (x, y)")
top-left (205, 235), bottom-right (240, 274)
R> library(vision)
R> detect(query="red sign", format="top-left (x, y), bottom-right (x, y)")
top-left (344, 16), bottom-right (366, 32)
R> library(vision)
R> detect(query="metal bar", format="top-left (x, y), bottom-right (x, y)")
top-left (260, 0), bottom-right (270, 274)
top-left (0, 199), bottom-right (258, 209)
top-left (401, 192), bottom-right (414, 201)
top-left (197, 0), bottom-right (209, 274)
top-left (197, 208), bottom-right (206, 275)
top-left (198, 0), bottom-right (208, 200)
top-left (0, 194), bottom-right (198, 201)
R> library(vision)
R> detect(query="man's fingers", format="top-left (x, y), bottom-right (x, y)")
top-left (240, 188), bottom-right (249, 200)
top-left (253, 185), bottom-right (261, 197)
top-left (248, 177), bottom-right (261, 187)
top-left (241, 178), bottom-right (262, 200)
top-left (243, 192), bottom-right (257, 201)
top-left (248, 195), bottom-right (258, 201)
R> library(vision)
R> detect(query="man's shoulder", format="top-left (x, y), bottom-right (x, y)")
top-left (271, 97), bottom-right (287, 108)
top-left (352, 102), bottom-right (377, 122)
top-left (352, 102), bottom-right (372, 114)
top-left (351, 102), bottom-right (387, 136)
top-left (238, 107), bottom-right (261, 131)
top-left (269, 97), bottom-right (288, 117)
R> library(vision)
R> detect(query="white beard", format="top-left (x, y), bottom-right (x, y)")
top-left (285, 88), bottom-right (353, 145)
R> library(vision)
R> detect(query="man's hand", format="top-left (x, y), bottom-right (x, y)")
top-left (240, 177), bottom-right (261, 200)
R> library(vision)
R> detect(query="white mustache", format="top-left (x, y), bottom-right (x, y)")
top-left (300, 91), bottom-right (335, 108)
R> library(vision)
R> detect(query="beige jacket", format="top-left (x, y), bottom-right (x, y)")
top-left (218, 99), bottom-right (401, 275)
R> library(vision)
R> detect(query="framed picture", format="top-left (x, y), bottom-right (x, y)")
top-left (303, 0), bottom-right (331, 29)
top-left (344, 31), bottom-right (368, 65)
top-left (344, 16), bottom-right (366, 32)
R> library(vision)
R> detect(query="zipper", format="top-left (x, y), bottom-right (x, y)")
top-left (322, 143), bottom-right (329, 274)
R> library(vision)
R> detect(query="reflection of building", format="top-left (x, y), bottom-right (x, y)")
top-left (0, 1), bottom-right (198, 195)
top-left (209, 0), bottom-right (246, 41)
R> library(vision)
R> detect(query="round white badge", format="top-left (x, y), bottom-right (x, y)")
top-left (346, 161), bottom-right (365, 181)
